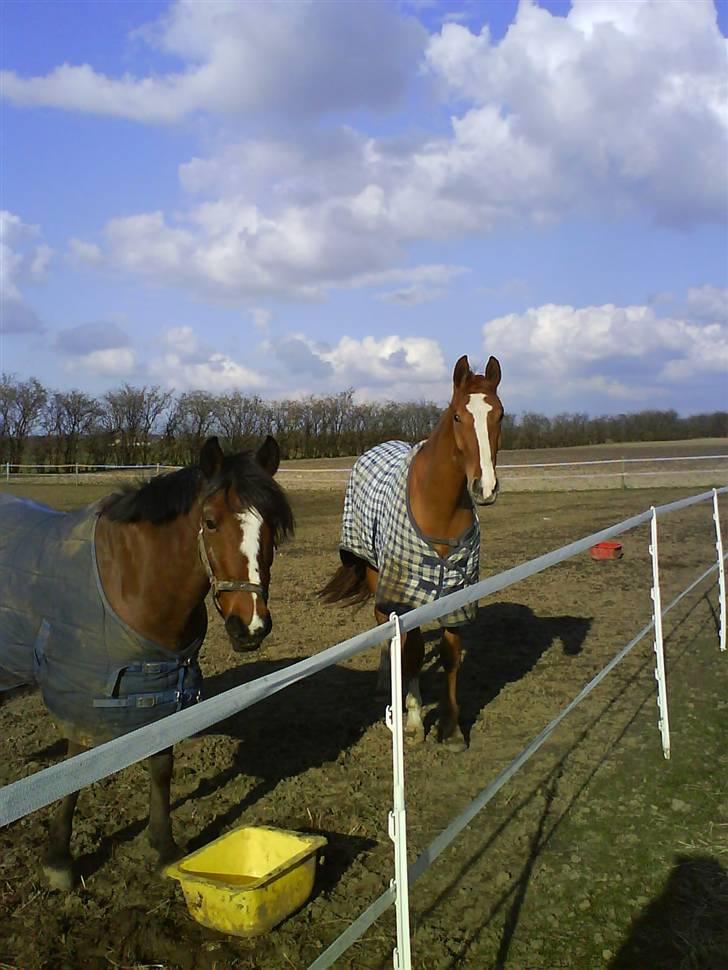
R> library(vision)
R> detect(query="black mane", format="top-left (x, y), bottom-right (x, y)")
top-left (101, 451), bottom-right (294, 543)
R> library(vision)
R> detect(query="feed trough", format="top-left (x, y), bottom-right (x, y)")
top-left (590, 540), bottom-right (623, 561)
top-left (165, 825), bottom-right (327, 936)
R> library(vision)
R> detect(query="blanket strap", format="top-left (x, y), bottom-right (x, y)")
top-left (94, 658), bottom-right (200, 711)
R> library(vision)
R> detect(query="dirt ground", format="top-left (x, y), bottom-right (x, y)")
top-left (1, 474), bottom-right (727, 970)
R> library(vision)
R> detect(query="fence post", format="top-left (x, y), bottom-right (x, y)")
top-left (713, 489), bottom-right (726, 652)
top-left (649, 508), bottom-right (671, 759)
top-left (5, 462), bottom-right (8, 481)
top-left (386, 613), bottom-right (412, 970)
top-left (75, 462), bottom-right (79, 485)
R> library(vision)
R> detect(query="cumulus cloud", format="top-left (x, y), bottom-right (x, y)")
top-left (0, 211), bottom-right (51, 333)
top-left (1, 0), bottom-right (425, 122)
top-left (54, 320), bottom-right (137, 376)
top-left (377, 286), bottom-right (445, 305)
top-left (63, 347), bottom-right (138, 377)
top-left (685, 284), bottom-right (728, 323)
top-left (13, 2), bottom-right (726, 304)
top-left (326, 334), bottom-right (446, 386)
top-left (482, 295), bottom-right (728, 407)
top-left (55, 320), bottom-right (132, 355)
top-left (148, 325), bottom-right (264, 391)
top-left (425, 0), bottom-right (727, 227)
top-left (274, 336), bottom-right (334, 379)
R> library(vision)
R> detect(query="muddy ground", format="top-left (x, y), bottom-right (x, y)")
top-left (1, 478), bottom-right (727, 970)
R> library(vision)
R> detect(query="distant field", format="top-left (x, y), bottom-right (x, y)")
top-left (3, 438), bottom-right (727, 493)
top-left (276, 438), bottom-right (728, 492)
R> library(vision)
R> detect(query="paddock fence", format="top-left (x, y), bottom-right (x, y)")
top-left (0, 486), bottom-right (726, 969)
top-left (4, 452), bottom-right (728, 492)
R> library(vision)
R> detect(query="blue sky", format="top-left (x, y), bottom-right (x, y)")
top-left (1, 0), bottom-right (727, 416)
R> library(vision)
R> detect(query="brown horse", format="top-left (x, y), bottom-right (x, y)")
top-left (0, 435), bottom-right (293, 890)
top-left (320, 355), bottom-right (502, 751)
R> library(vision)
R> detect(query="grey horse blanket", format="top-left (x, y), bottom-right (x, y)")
top-left (340, 440), bottom-right (480, 626)
top-left (0, 494), bottom-right (204, 743)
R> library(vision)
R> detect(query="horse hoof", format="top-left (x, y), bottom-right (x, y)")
top-left (405, 726), bottom-right (425, 745)
top-left (440, 730), bottom-right (468, 753)
top-left (154, 841), bottom-right (185, 869)
top-left (43, 863), bottom-right (75, 891)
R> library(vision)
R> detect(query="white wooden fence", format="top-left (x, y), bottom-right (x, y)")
top-left (4, 453), bottom-right (728, 491)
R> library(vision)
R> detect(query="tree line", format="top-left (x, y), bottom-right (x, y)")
top-left (0, 374), bottom-right (725, 467)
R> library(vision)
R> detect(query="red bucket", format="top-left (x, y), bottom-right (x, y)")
top-left (590, 541), bottom-right (623, 561)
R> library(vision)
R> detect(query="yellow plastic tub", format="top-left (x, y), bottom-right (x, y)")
top-left (165, 825), bottom-right (327, 936)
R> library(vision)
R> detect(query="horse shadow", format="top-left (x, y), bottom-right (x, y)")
top-left (609, 854), bottom-right (728, 970)
top-left (72, 655), bottom-right (381, 884)
top-left (56, 604), bottom-right (589, 884)
top-left (418, 602), bottom-right (592, 743)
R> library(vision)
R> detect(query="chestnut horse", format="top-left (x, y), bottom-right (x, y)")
top-left (0, 435), bottom-right (293, 889)
top-left (320, 356), bottom-right (502, 751)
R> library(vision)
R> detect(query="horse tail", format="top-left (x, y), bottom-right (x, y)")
top-left (319, 556), bottom-right (371, 606)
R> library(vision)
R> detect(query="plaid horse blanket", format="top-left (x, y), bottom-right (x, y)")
top-left (340, 440), bottom-right (480, 626)
top-left (0, 494), bottom-right (204, 744)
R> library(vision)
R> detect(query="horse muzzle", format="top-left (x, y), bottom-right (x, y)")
top-left (225, 613), bottom-right (272, 653)
top-left (470, 477), bottom-right (499, 507)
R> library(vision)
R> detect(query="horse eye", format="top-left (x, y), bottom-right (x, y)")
top-left (453, 413), bottom-right (462, 423)
top-left (205, 517), bottom-right (217, 531)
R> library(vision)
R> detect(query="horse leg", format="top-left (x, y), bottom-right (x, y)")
top-left (43, 739), bottom-right (85, 891)
top-left (403, 627), bottom-right (425, 744)
top-left (147, 746), bottom-right (182, 866)
top-left (375, 604), bottom-right (391, 697)
top-left (439, 627), bottom-right (467, 752)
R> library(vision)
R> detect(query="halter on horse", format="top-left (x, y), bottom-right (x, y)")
top-left (320, 355), bottom-right (503, 751)
top-left (0, 435), bottom-right (293, 890)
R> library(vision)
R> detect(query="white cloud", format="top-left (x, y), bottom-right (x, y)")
top-left (148, 325), bottom-right (265, 392)
top-left (150, 353), bottom-right (265, 392)
top-left (377, 286), bottom-right (445, 305)
top-left (685, 284), bottom-right (728, 323)
top-left (250, 308), bottom-right (271, 332)
top-left (482, 297), bottom-right (728, 406)
top-left (263, 331), bottom-right (450, 399)
top-left (17, 2), bottom-right (726, 305)
top-left (67, 238), bottom-right (103, 266)
top-left (64, 347), bottom-right (137, 376)
top-left (425, 0), bottom-right (727, 227)
top-left (0, 211), bottom-right (51, 333)
top-left (323, 334), bottom-right (447, 386)
top-left (1, 0), bottom-right (425, 123)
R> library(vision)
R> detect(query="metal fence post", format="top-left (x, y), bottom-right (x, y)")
top-left (649, 508), bottom-right (671, 759)
top-left (713, 489), bottom-right (726, 652)
top-left (386, 613), bottom-right (412, 970)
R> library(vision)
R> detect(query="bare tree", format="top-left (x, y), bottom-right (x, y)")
top-left (101, 384), bottom-right (173, 464)
top-left (172, 390), bottom-right (219, 463)
top-left (0, 374), bottom-right (47, 464)
top-left (43, 390), bottom-right (102, 465)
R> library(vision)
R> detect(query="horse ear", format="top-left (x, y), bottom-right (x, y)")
top-left (484, 356), bottom-right (501, 389)
top-left (199, 436), bottom-right (224, 479)
top-left (256, 435), bottom-right (280, 476)
top-left (453, 355), bottom-right (471, 388)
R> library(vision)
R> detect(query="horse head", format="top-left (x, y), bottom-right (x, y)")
top-left (450, 355), bottom-right (503, 506)
top-left (197, 435), bottom-right (294, 653)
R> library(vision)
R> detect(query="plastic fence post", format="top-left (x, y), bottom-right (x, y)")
top-left (713, 489), bottom-right (726, 652)
top-left (386, 613), bottom-right (412, 970)
top-left (649, 507), bottom-right (671, 759)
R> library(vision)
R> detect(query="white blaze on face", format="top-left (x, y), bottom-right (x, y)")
top-left (235, 508), bottom-right (265, 633)
top-left (465, 394), bottom-right (496, 495)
